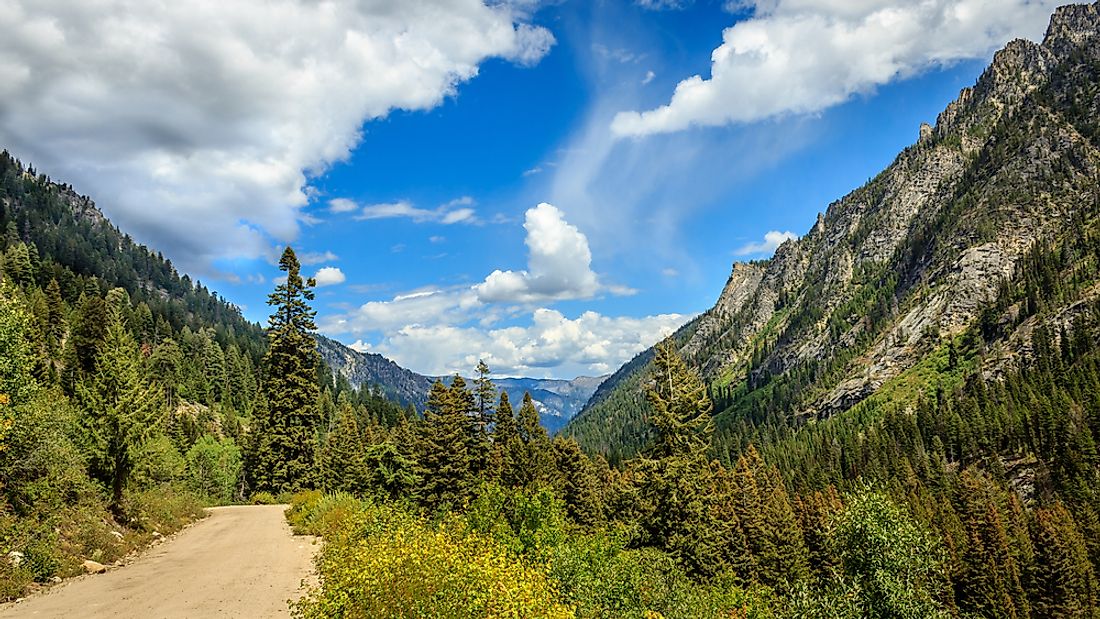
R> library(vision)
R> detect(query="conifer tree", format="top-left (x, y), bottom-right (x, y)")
top-left (473, 359), bottom-right (496, 433)
top-left (44, 278), bottom-right (65, 354)
top-left (636, 342), bottom-right (724, 576)
top-left (957, 470), bottom-right (1030, 618)
top-left (646, 341), bottom-right (712, 459)
top-left (1031, 502), bottom-right (1100, 617)
top-left (418, 380), bottom-right (472, 509)
top-left (490, 391), bottom-right (516, 479)
top-left (507, 392), bottom-right (555, 488)
top-left (320, 400), bottom-right (368, 494)
top-left (249, 247), bottom-right (321, 494)
top-left (76, 304), bottom-right (163, 513)
top-left (733, 445), bottom-right (810, 587)
top-left (450, 374), bottom-right (488, 476)
top-left (68, 282), bottom-right (108, 379)
top-left (553, 437), bottom-right (603, 527)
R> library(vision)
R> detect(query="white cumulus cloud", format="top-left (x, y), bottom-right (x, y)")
top-left (359, 309), bottom-right (688, 377)
top-left (319, 202), bottom-right (681, 376)
top-left (612, 0), bottom-right (1061, 137)
top-left (735, 230), bottom-right (797, 255)
top-left (476, 203), bottom-right (603, 303)
top-left (0, 0), bottom-right (552, 274)
top-left (313, 266), bottom-right (346, 287)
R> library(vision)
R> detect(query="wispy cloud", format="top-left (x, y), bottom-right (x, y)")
top-left (342, 197), bottom-right (480, 225)
top-left (299, 250), bottom-right (339, 265)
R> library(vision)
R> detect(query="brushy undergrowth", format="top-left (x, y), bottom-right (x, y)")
top-left (287, 487), bottom-right (776, 619)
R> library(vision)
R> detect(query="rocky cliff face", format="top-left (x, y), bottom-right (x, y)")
top-left (316, 335), bottom-right (436, 408)
top-left (568, 2), bottom-right (1100, 456)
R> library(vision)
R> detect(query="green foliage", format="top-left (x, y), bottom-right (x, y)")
top-left (0, 283), bottom-right (36, 450)
top-left (417, 380), bottom-right (475, 509)
top-left (249, 247), bottom-right (321, 494)
top-left (185, 435), bottom-right (242, 504)
top-left (320, 401), bottom-right (368, 495)
top-left (465, 481), bottom-right (567, 558)
top-left (75, 307), bottom-right (164, 512)
top-left (292, 497), bottom-right (573, 619)
top-left (828, 488), bottom-right (949, 618)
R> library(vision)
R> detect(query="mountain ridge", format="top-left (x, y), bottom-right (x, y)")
top-left (567, 1), bottom-right (1100, 459)
top-left (316, 334), bottom-right (606, 430)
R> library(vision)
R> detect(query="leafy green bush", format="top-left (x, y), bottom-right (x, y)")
top-left (184, 435), bottom-right (242, 504)
top-left (548, 534), bottom-right (773, 619)
top-left (291, 494), bottom-right (573, 619)
top-left (125, 486), bottom-right (205, 534)
top-left (133, 433), bottom-right (186, 488)
top-left (465, 482), bottom-right (566, 558)
top-left (250, 491), bottom-right (278, 505)
top-left (286, 491), bottom-right (361, 537)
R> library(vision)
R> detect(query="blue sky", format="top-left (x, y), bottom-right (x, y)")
top-left (0, 0), bottom-right (1068, 378)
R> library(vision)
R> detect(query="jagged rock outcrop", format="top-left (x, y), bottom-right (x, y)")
top-left (568, 2), bottom-right (1100, 455)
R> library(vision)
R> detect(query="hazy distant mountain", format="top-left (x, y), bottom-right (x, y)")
top-left (317, 334), bottom-right (605, 431)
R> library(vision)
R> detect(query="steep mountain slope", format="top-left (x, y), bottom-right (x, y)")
top-left (316, 335), bottom-right (435, 408)
top-left (567, 2), bottom-right (1100, 460)
top-left (317, 335), bottom-right (605, 428)
top-left (0, 151), bottom-right (267, 361)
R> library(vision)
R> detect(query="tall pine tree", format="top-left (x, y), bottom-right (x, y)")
top-left (248, 247), bottom-right (321, 494)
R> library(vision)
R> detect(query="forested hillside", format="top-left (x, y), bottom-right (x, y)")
top-left (0, 158), bottom-right (405, 599)
top-left (6, 4), bottom-right (1100, 617)
top-left (569, 2), bottom-right (1100, 462)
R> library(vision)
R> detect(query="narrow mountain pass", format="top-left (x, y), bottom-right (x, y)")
top-left (0, 504), bottom-right (315, 618)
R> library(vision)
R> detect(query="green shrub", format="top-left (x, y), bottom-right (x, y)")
top-left (292, 499), bottom-right (573, 619)
top-left (465, 482), bottom-right (566, 558)
top-left (548, 534), bottom-right (772, 619)
top-left (250, 491), bottom-right (277, 505)
top-left (184, 435), bottom-right (242, 504)
top-left (125, 486), bottom-right (205, 534)
top-left (286, 491), bottom-right (361, 536)
top-left (133, 434), bottom-right (186, 488)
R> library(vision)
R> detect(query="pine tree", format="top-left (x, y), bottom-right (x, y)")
top-left (320, 401), bottom-right (368, 494)
top-left (76, 306), bottom-right (163, 513)
top-left (472, 359), bottom-right (496, 433)
top-left (450, 375), bottom-right (487, 476)
top-left (553, 437), bottom-right (603, 527)
top-left (44, 278), bottom-right (65, 354)
top-left (733, 445), bottom-right (810, 587)
top-left (507, 392), bottom-right (555, 488)
top-left (249, 247), bottom-right (321, 494)
top-left (1031, 502), bottom-right (1100, 617)
top-left (68, 282), bottom-right (108, 379)
top-left (646, 341), bottom-right (712, 459)
top-left (491, 391), bottom-right (516, 479)
top-left (957, 470), bottom-right (1030, 618)
top-left (417, 380), bottom-right (472, 510)
top-left (636, 342), bottom-right (724, 577)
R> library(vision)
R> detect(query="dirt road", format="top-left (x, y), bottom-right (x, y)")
top-left (0, 504), bottom-right (316, 618)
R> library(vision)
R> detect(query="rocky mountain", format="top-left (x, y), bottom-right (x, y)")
top-left (493, 376), bottom-right (607, 434)
top-left (317, 334), bottom-right (605, 429)
top-left (566, 2), bottom-right (1100, 459)
top-left (316, 335), bottom-right (435, 408)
